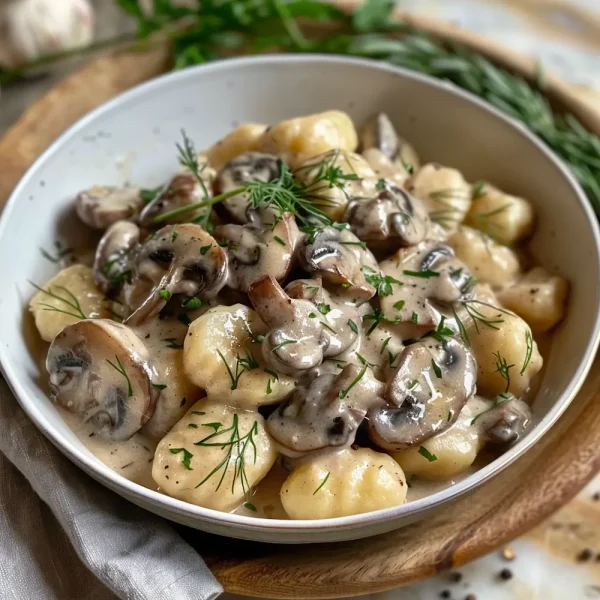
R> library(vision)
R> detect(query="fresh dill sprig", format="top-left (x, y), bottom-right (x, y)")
top-left (313, 471), bottom-right (331, 495)
top-left (217, 349), bottom-right (259, 391)
top-left (194, 414), bottom-right (259, 494)
top-left (493, 350), bottom-right (515, 393)
top-left (30, 281), bottom-right (87, 320)
top-left (106, 355), bottom-right (133, 397)
top-left (39, 241), bottom-right (73, 264)
top-left (521, 329), bottom-right (534, 375)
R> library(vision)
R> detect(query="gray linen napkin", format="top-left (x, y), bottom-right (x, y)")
top-left (0, 377), bottom-right (223, 600)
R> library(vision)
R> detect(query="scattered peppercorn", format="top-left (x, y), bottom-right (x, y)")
top-left (577, 549), bottom-right (593, 562)
top-left (592, 492), bottom-right (600, 501)
top-left (440, 591), bottom-right (451, 599)
top-left (502, 546), bottom-right (516, 561)
top-left (499, 568), bottom-right (513, 581)
top-left (596, 554), bottom-right (600, 563)
top-left (450, 572), bottom-right (463, 583)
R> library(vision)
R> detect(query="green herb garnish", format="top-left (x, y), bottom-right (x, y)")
top-left (313, 471), bottom-right (331, 495)
top-left (106, 355), bottom-right (133, 397)
top-left (170, 447), bottom-right (194, 470)
top-left (418, 446), bottom-right (438, 462)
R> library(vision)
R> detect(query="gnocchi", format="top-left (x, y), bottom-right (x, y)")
top-left (206, 123), bottom-right (267, 171)
top-left (281, 448), bottom-right (407, 519)
top-left (31, 110), bottom-right (567, 520)
top-left (257, 110), bottom-right (358, 167)
top-left (405, 163), bottom-right (472, 232)
top-left (29, 264), bottom-right (110, 342)
top-left (498, 267), bottom-right (568, 333)
top-left (449, 225), bottom-right (520, 287)
top-left (152, 401), bottom-right (276, 511)
top-left (467, 183), bottom-right (534, 245)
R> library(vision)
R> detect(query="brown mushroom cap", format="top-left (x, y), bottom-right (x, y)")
top-left (285, 277), bottom-right (361, 357)
top-left (267, 364), bottom-right (385, 456)
top-left (369, 337), bottom-right (477, 451)
top-left (215, 151), bottom-right (281, 224)
top-left (46, 319), bottom-right (158, 440)
top-left (297, 225), bottom-right (380, 303)
top-left (138, 166), bottom-right (215, 228)
top-left (93, 221), bottom-right (140, 294)
top-left (124, 223), bottom-right (228, 325)
top-left (248, 275), bottom-right (326, 375)
top-left (359, 112), bottom-right (420, 169)
top-left (380, 240), bottom-right (474, 328)
top-left (344, 181), bottom-right (430, 249)
top-left (214, 212), bottom-right (300, 292)
top-left (360, 112), bottom-right (401, 161)
top-left (75, 185), bottom-right (144, 230)
top-left (477, 397), bottom-right (533, 447)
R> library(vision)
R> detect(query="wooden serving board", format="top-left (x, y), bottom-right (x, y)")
top-left (2, 12), bottom-right (600, 599)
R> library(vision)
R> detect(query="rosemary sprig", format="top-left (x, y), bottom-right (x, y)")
top-left (6, 0), bottom-right (600, 217)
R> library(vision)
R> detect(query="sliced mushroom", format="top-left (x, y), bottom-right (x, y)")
top-left (93, 221), bottom-right (140, 295)
top-left (138, 155), bottom-right (216, 227)
top-left (369, 337), bottom-right (477, 451)
top-left (380, 240), bottom-right (474, 328)
top-left (248, 275), bottom-right (326, 376)
top-left (124, 224), bottom-right (228, 326)
top-left (344, 181), bottom-right (430, 249)
top-left (214, 212), bottom-right (300, 292)
top-left (298, 225), bottom-right (380, 303)
top-left (215, 151), bottom-right (281, 224)
top-left (75, 185), bottom-right (144, 230)
top-left (359, 112), bottom-right (420, 169)
top-left (476, 397), bottom-right (533, 447)
top-left (46, 319), bottom-right (158, 440)
top-left (267, 364), bottom-right (385, 456)
top-left (285, 277), bottom-right (361, 358)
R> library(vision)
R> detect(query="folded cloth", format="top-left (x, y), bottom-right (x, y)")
top-left (0, 377), bottom-right (223, 600)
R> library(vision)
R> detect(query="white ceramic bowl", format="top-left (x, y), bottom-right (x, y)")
top-left (1, 55), bottom-right (599, 544)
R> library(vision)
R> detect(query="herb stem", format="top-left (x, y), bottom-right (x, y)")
top-left (151, 186), bottom-right (246, 225)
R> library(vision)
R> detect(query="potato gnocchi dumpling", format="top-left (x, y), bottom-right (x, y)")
top-left (406, 163), bottom-right (471, 232)
top-left (466, 183), bottom-right (534, 245)
top-left (498, 267), bottom-right (568, 333)
top-left (392, 397), bottom-right (487, 480)
top-left (206, 123), bottom-right (267, 171)
top-left (462, 304), bottom-right (543, 397)
top-left (29, 264), bottom-right (111, 342)
top-left (449, 226), bottom-right (520, 287)
top-left (152, 401), bottom-right (276, 511)
top-left (258, 110), bottom-right (358, 167)
top-left (183, 304), bottom-right (296, 406)
top-left (31, 110), bottom-right (568, 520)
top-left (295, 149), bottom-right (377, 220)
top-left (281, 448), bottom-right (407, 519)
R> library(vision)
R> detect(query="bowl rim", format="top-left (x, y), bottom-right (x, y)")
top-left (2, 53), bottom-right (599, 535)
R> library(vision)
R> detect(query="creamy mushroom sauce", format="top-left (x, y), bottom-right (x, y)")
top-left (29, 110), bottom-right (569, 520)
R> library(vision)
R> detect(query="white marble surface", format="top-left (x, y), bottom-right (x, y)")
top-left (2, 1), bottom-right (600, 598)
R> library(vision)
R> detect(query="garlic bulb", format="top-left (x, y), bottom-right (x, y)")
top-left (0, 0), bottom-right (94, 70)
